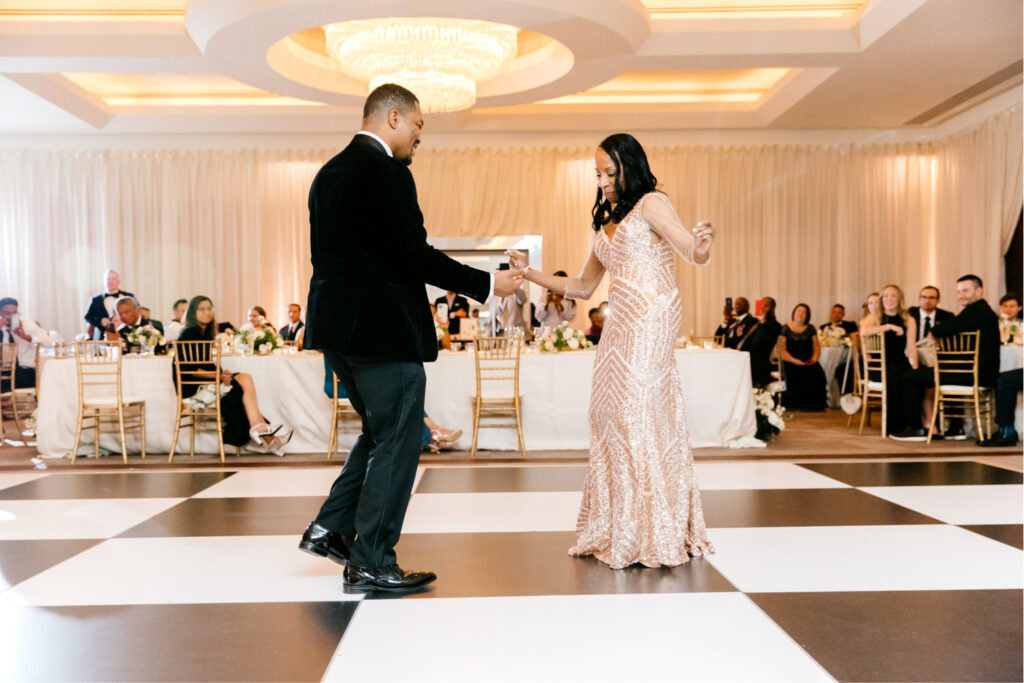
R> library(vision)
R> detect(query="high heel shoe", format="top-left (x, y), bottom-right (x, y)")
top-left (424, 439), bottom-right (441, 453)
top-left (430, 428), bottom-right (462, 443)
top-left (269, 427), bottom-right (294, 457)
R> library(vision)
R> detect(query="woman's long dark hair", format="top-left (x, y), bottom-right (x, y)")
top-left (591, 133), bottom-right (660, 232)
top-left (185, 295), bottom-right (216, 340)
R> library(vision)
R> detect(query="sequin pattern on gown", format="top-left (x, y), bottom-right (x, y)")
top-left (568, 193), bottom-right (714, 569)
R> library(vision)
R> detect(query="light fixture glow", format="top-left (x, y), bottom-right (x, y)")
top-left (324, 18), bottom-right (518, 114)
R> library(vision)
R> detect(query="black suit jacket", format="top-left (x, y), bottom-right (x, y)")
top-left (907, 306), bottom-right (955, 341)
top-left (931, 299), bottom-right (1000, 387)
top-left (85, 289), bottom-right (134, 337)
top-left (305, 135), bottom-right (490, 361)
top-left (433, 294), bottom-right (470, 335)
top-left (281, 321), bottom-right (304, 341)
top-left (725, 315), bottom-right (756, 350)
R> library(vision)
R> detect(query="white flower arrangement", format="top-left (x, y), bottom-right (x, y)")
top-left (539, 323), bottom-right (594, 352)
top-left (252, 327), bottom-right (284, 355)
top-left (753, 387), bottom-right (787, 441)
top-left (125, 324), bottom-right (165, 350)
top-left (817, 324), bottom-right (849, 348)
top-left (999, 315), bottom-right (1021, 345)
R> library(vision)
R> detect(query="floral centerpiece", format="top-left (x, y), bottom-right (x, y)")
top-left (252, 327), bottom-right (284, 355)
top-left (999, 315), bottom-right (1021, 345)
top-left (817, 324), bottom-right (849, 348)
top-left (124, 324), bottom-right (165, 352)
top-left (753, 387), bottom-right (787, 442)
top-left (231, 327), bottom-right (253, 354)
top-left (538, 323), bottom-right (594, 352)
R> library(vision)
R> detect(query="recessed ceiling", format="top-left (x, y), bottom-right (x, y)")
top-left (0, 0), bottom-right (1019, 134)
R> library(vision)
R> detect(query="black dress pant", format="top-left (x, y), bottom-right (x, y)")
top-left (996, 370), bottom-right (1023, 429)
top-left (314, 351), bottom-right (426, 569)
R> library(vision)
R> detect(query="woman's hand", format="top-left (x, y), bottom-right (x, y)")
top-left (221, 370), bottom-right (233, 385)
top-left (694, 221), bottom-right (715, 256)
top-left (505, 249), bottom-right (529, 269)
top-left (888, 324), bottom-right (904, 337)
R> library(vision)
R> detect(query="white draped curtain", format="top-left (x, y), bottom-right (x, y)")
top-left (0, 106), bottom-right (1019, 339)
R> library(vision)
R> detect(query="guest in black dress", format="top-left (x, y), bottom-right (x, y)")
top-left (860, 284), bottom-right (919, 434)
top-left (748, 296), bottom-right (782, 387)
top-left (175, 295), bottom-right (291, 453)
top-left (779, 303), bottom-right (827, 410)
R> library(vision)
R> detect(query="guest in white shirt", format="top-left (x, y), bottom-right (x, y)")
top-left (164, 299), bottom-right (188, 342)
top-left (281, 303), bottom-right (305, 347)
top-left (907, 286), bottom-right (954, 342)
top-left (0, 297), bottom-right (52, 388)
top-left (536, 270), bottom-right (577, 328)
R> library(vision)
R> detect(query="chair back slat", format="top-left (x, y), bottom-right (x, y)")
top-left (859, 333), bottom-right (887, 388)
top-left (170, 340), bottom-right (222, 393)
top-left (73, 340), bottom-right (125, 403)
top-left (933, 331), bottom-right (980, 383)
top-left (0, 342), bottom-right (17, 388)
top-left (473, 336), bottom-right (522, 397)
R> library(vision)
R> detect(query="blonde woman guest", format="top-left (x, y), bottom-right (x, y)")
top-left (859, 292), bottom-right (882, 333)
top-left (868, 285), bottom-right (919, 434)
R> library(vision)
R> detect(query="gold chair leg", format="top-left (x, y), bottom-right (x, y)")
top-left (117, 406), bottom-right (128, 464)
top-left (93, 419), bottom-right (100, 459)
top-left (926, 394), bottom-right (941, 444)
top-left (327, 402), bottom-right (338, 461)
top-left (470, 399), bottom-right (480, 458)
top-left (858, 395), bottom-right (869, 435)
top-left (217, 422), bottom-right (226, 464)
top-left (189, 419), bottom-right (196, 457)
top-left (71, 411), bottom-right (84, 464)
top-left (139, 405), bottom-right (146, 459)
top-left (168, 413), bottom-right (182, 464)
top-left (973, 393), bottom-right (984, 442)
top-left (515, 399), bottom-right (526, 457)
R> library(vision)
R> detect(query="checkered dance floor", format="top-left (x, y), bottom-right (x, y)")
top-left (0, 459), bottom-right (1020, 681)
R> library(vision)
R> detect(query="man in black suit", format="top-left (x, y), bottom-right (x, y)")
top-left (299, 84), bottom-right (525, 593)
top-left (84, 269), bottom-right (133, 339)
top-left (907, 285), bottom-right (954, 342)
top-left (137, 307), bottom-right (164, 335)
top-left (893, 275), bottom-right (1000, 440)
top-left (110, 297), bottom-right (161, 352)
top-left (820, 304), bottom-right (858, 336)
top-left (433, 291), bottom-right (469, 335)
top-left (725, 297), bottom-right (757, 350)
top-left (281, 303), bottom-right (305, 343)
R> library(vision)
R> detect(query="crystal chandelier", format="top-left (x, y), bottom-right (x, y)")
top-left (325, 18), bottom-right (517, 114)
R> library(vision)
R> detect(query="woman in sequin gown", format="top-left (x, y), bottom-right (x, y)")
top-left (508, 134), bottom-right (715, 568)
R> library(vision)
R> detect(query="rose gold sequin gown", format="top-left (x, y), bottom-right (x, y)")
top-left (568, 194), bottom-right (714, 569)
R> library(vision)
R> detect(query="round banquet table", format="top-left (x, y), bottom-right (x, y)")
top-left (34, 347), bottom-right (762, 457)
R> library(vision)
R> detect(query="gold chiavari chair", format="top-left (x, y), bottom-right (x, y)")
top-left (926, 331), bottom-right (994, 444)
top-left (857, 333), bottom-right (888, 436)
top-left (0, 341), bottom-right (39, 437)
top-left (470, 335), bottom-right (525, 457)
top-left (326, 370), bottom-right (361, 460)
top-left (71, 340), bottom-right (146, 463)
top-left (169, 340), bottom-right (240, 463)
top-left (846, 339), bottom-right (863, 427)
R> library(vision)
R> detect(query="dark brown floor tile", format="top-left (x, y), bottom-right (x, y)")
top-left (379, 531), bottom-right (736, 600)
top-left (0, 471), bottom-right (235, 500)
top-left (0, 601), bottom-right (356, 682)
top-left (749, 590), bottom-right (1023, 682)
top-left (961, 524), bottom-right (1024, 549)
top-left (0, 539), bottom-right (102, 589)
top-left (416, 466), bottom-right (588, 493)
top-left (701, 488), bottom-right (940, 527)
top-left (799, 461), bottom-right (1022, 487)
top-left (117, 496), bottom-right (322, 537)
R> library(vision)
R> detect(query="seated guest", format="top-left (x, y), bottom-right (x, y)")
top-left (893, 275), bottom-right (1000, 440)
top-left (138, 307), bottom-right (164, 334)
top-left (725, 297), bottom-right (757, 350)
top-left (241, 306), bottom-right (275, 332)
top-left (281, 303), bottom-right (305, 347)
top-left (109, 297), bottom-right (159, 350)
top-left (859, 292), bottom-right (881, 332)
top-left (434, 290), bottom-right (470, 335)
top-left (820, 304), bottom-right (859, 336)
top-left (535, 271), bottom-right (576, 329)
top-left (164, 299), bottom-right (189, 342)
top-left (586, 307), bottom-right (604, 344)
top-left (177, 296), bottom-right (292, 454)
top-left (714, 303), bottom-right (735, 339)
top-left (979, 369), bottom-right (1022, 447)
top-left (779, 303), bottom-right (827, 410)
top-left (908, 286), bottom-right (954, 342)
top-left (999, 292), bottom-right (1022, 320)
top-left (0, 297), bottom-right (52, 388)
top-left (84, 269), bottom-right (133, 339)
top-left (864, 285), bottom-right (919, 434)
top-left (748, 296), bottom-right (781, 387)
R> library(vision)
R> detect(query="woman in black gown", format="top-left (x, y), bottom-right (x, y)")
top-left (780, 303), bottom-right (827, 410)
top-left (859, 284), bottom-right (918, 433)
top-left (175, 296), bottom-right (291, 453)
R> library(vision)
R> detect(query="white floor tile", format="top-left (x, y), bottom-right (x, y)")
top-left (403, 492), bottom-right (580, 533)
top-left (0, 535), bottom-right (360, 606)
top-left (694, 462), bottom-right (849, 490)
top-left (859, 485), bottom-right (1024, 524)
top-left (705, 524), bottom-right (1024, 593)
top-left (192, 467), bottom-right (342, 498)
top-left (324, 593), bottom-right (831, 682)
top-left (0, 472), bottom-right (49, 492)
top-left (0, 498), bottom-right (184, 540)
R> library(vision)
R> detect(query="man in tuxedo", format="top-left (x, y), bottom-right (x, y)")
top-left (725, 297), bottom-right (757, 350)
top-left (281, 303), bottom-right (305, 344)
top-left (434, 291), bottom-right (469, 335)
top-left (84, 270), bottom-right (133, 339)
top-left (299, 84), bottom-right (525, 593)
top-left (893, 275), bottom-right (1000, 440)
top-left (820, 304), bottom-right (858, 336)
top-left (908, 286), bottom-right (954, 342)
top-left (999, 292), bottom-right (1022, 320)
top-left (109, 297), bottom-right (160, 351)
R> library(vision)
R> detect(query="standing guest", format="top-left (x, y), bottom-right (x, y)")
top-left (164, 299), bottom-right (189, 342)
top-left (999, 292), bottom-right (1022, 320)
top-left (84, 269), bottom-right (133, 339)
top-left (820, 304), bottom-right (859, 336)
top-left (725, 297), bottom-right (756, 350)
top-left (865, 285), bottom-right (919, 434)
top-left (779, 303), bottom-right (827, 410)
top-left (175, 296), bottom-right (292, 454)
top-left (137, 307), bottom-right (164, 334)
top-left (860, 292), bottom-right (881, 331)
top-left (714, 303), bottom-right (735, 339)
top-left (241, 306), bottom-right (275, 332)
top-left (434, 290), bottom-right (470, 335)
top-left (748, 296), bottom-right (781, 387)
top-left (0, 297), bottom-right (51, 388)
top-left (535, 271), bottom-right (577, 329)
top-left (893, 275), bottom-right (1000, 440)
top-left (907, 286), bottom-right (954, 342)
top-left (281, 303), bottom-right (305, 346)
top-left (586, 307), bottom-right (604, 343)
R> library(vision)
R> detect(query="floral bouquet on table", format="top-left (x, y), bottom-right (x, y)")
top-left (253, 327), bottom-right (284, 355)
top-left (539, 323), bottom-right (594, 352)
top-left (818, 324), bottom-right (848, 348)
top-left (124, 324), bottom-right (165, 353)
top-left (999, 315), bottom-right (1021, 345)
top-left (231, 327), bottom-right (254, 354)
top-left (753, 387), bottom-right (787, 442)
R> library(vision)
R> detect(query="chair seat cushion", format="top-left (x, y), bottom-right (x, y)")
top-left (865, 381), bottom-right (884, 391)
top-left (939, 384), bottom-right (979, 395)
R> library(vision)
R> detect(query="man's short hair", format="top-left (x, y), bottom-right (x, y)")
top-left (173, 298), bottom-right (188, 309)
top-left (589, 307), bottom-right (599, 316)
top-left (115, 296), bottom-right (139, 310)
top-left (957, 274), bottom-right (983, 288)
top-left (363, 83), bottom-right (419, 120)
top-left (0, 297), bottom-right (17, 309)
top-left (1000, 292), bottom-right (1021, 306)
top-left (289, 303), bottom-right (302, 310)
top-left (832, 303), bottom-right (845, 311)
top-left (920, 285), bottom-right (940, 298)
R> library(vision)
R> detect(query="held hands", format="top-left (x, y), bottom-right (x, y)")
top-left (493, 267), bottom-right (527, 298)
top-left (505, 249), bottom-right (529, 269)
top-left (693, 221), bottom-right (715, 256)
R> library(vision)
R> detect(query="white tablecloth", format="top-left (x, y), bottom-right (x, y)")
top-left (35, 348), bottom-right (761, 457)
top-left (818, 345), bottom-right (850, 408)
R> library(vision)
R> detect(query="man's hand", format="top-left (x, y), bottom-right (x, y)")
top-left (493, 267), bottom-right (527, 298)
top-left (101, 317), bottom-right (111, 328)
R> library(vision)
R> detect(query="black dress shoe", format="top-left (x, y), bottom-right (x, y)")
top-left (979, 431), bottom-right (1020, 447)
top-left (343, 563), bottom-right (437, 593)
top-left (889, 427), bottom-right (928, 441)
top-left (298, 522), bottom-right (352, 565)
top-left (943, 425), bottom-right (967, 441)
